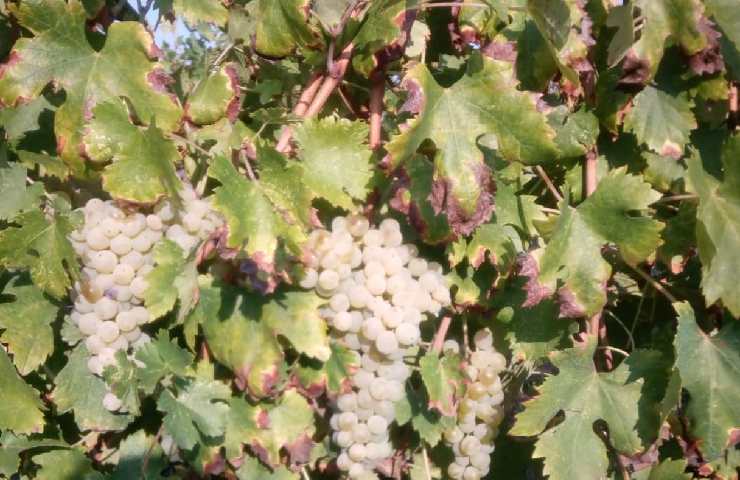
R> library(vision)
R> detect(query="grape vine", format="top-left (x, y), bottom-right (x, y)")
top-left (0, 0), bottom-right (738, 479)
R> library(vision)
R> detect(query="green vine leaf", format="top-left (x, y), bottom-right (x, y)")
top-left (688, 135), bottom-right (740, 317)
top-left (510, 337), bottom-right (668, 480)
top-left (32, 449), bottom-right (103, 480)
top-left (419, 351), bottom-right (464, 417)
top-left (522, 168), bottom-right (663, 317)
top-left (624, 86), bottom-right (697, 158)
top-left (674, 302), bottom-right (740, 459)
top-left (157, 378), bottom-right (231, 451)
top-left (262, 291), bottom-right (331, 361)
top-left (293, 117), bottom-right (373, 210)
top-left (53, 345), bottom-right (133, 431)
top-left (0, 196), bottom-right (81, 299)
top-left (174, 0), bottom-right (228, 27)
top-left (247, 0), bottom-right (322, 57)
top-left (0, 349), bottom-right (45, 434)
top-left (0, 0), bottom-right (182, 174)
top-left (632, 458), bottom-right (692, 480)
top-left (0, 161), bottom-right (43, 221)
top-left (0, 277), bottom-right (58, 375)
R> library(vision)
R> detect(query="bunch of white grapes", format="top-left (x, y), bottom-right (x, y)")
top-left (300, 215), bottom-right (451, 479)
top-left (67, 185), bottom-right (221, 412)
top-left (442, 329), bottom-right (506, 480)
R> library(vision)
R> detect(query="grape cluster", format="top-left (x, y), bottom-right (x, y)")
top-left (442, 329), bottom-right (506, 480)
top-left (68, 185), bottom-right (221, 412)
top-left (300, 215), bottom-right (451, 479)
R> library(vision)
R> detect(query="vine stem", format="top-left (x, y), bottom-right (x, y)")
top-left (431, 316), bottom-right (452, 354)
top-left (628, 264), bottom-right (678, 303)
top-left (276, 73), bottom-right (325, 153)
top-left (141, 425), bottom-right (164, 476)
top-left (584, 150), bottom-right (598, 198)
top-left (654, 193), bottom-right (698, 203)
top-left (304, 43), bottom-right (355, 118)
top-left (422, 446), bottom-right (433, 480)
top-left (534, 165), bottom-right (563, 202)
top-left (369, 68), bottom-right (385, 149)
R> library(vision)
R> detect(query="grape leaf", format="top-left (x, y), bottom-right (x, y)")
top-left (516, 19), bottom-right (560, 91)
top-left (262, 291), bottom-right (331, 361)
top-left (687, 135), bottom-right (740, 317)
top-left (0, 0), bottom-right (181, 173)
top-left (53, 345), bottom-right (132, 431)
top-left (247, 0), bottom-right (322, 57)
top-left (186, 63), bottom-right (240, 125)
top-left (134, 331), bottom-right (194, 394)
top-left (0, 276), bottom-right (58, 375)
top-left (624, 86), bottom-right (697, 158)
top-left (103, 352), bottom-right (142, 415)
top-left (110, 430), bottom-right (168, 480)
top-left (250, 390), bottom-right (315, 466)
top-left (16, 151), bottom-right (70, 180)
top-left (144, 240), bottom-right (199, 322)
top-left (236, 456), bottom-right (298, 480)
top-left (386, 54), bottom-right (558, 235)
top-left (419, 351), bottom-right (464, 417)
top-left (633, 458), bottom-right (691, 480)
top-left (224, 396), bottom-right (261, 461)
top-left (351, 0), bottom-right (416, 76)
top-left (522, 169), bottom-right (662, 317)
top-left (0, 433), bottom-right (68, 478)
top-left (208, 152), bottom-right (306, 267)
top-left (395, 385), bottom-right (456, 447)
top-left (0, 349), bottom-right (45, 434)
top-left (197, 279), bottom-right (284, 397)
top-left (674, 302), bottom-right (740, 459)
top-left (293, 117), bottom-right (373, 210)
top-left (313, 0), bottom-right (353, 30)
top-left (627, 0), bottom-right (709, 81)
top-left (174, 0), bottom-right (227, 27)
top-left (0, 196), bottom-right (80, 299)
top-left (157, 378), bottom-right (231, 451)
top-left (294, 342), bottom-right (357, 396)
top-left (32, 449), bottom-right (103, 480)
top-left (82, 100), bottom-right (182, 203)
top-left (390, 154), bottom-right (453, 244)
top-left (494, 181), bottom-right (546, 237)
top-left (526, 0), bottom-right (593, 89)
top-left (510, 337), bottom-right (664, 480)
top-left (0, 95), bottom-right (54, 142)
top-left (704, 0), bottom-right (740, 52)
top-left (458, 223), bottom-right (519, 271)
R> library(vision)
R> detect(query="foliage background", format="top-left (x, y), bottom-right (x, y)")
top-left (0, 0), bottom-right (738, 479)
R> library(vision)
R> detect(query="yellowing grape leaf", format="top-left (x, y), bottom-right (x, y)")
top-left (688, 135), bottom-right (740, 317)
top-left (144, 240), bottom-right (199, 322)
top-left (674, 302), bottom-right (740, 459)
top-left (82, 100), bottom-right (182, 203)
top-left (387, 54), bottom-right (558, 235)
top-left (522, 169), bottom-right (663, 317)
top-left (0, 277), bottom-right (58, 375)
top-left (293, 117), bottom-right (373, 210)
top-left (208, 150), bottom-right (307, 267)
top-left (230, 390), bottom-right (315, 467)
top-left (0, 196), bottom-right (81, 299)
top-left (247, 0), bottom-right (322, 57)
top-left (196, 279), bottom-right (284, 397)
top-left (0, 0), bottom-right (181, 174)
top-left (0, 349), bottom-right (45, 434)
top-left (174, 0), bottom-right (227, 27)
top-left (262, 291), bottom-right (331, 361)
top-left (186, 63), bottom-right (240, 125)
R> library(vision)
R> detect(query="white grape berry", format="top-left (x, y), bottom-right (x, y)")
top-left (68, 187), bottom-right (222, 418)
top-left (301, 215), bottom-right (451, 478)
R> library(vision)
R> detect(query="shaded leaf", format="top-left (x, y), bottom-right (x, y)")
top-left (674, 302), bottom-right (740, 459)
top-left (144, 239), bottom-right (199, 322)
top-left (0, 276), bottom-right (58, 375)
top-left (0, 349), bottom-right (45, 434)
top-left (32, 449), bottom-right (103, 480)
